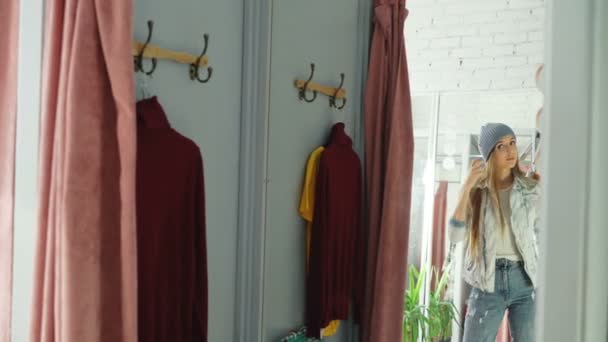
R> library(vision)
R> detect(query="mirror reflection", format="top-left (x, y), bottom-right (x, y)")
top-left (405, 2), bottom-right (546, 340)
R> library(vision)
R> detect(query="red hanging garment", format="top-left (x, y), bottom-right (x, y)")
top-left (306, 123), bottom-right (363, 338)
top-left (136, 97), bottom-right (208, 342)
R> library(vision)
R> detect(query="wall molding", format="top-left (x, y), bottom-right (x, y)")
top-left (348, 1), bottom-right (372, 341)
top-left (235, 1), bottom-right (273, 341)
top-left (354, 0), bottom-right (372, 157)
top-left (583, 1), bottom-right (608, 339)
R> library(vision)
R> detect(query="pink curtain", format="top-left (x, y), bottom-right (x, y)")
top-left (361, 0), bottom-right (414, 341)
top-left (0, 1), bottom-right (19, 341)
top-left (496, 312), bottom-right (510, 342)
top-left (431, 181), bottom-right (448, 291)
top-left (31, 1), bottom-right (137, 341)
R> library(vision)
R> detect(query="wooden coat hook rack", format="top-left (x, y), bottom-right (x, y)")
top-left (294, 63), bottom-right (347, 110)
top-left (133, 20), bottom-right (213, 83)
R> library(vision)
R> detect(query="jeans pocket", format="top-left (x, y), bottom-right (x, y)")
top-left (514, 267), bottom-right (534, 290)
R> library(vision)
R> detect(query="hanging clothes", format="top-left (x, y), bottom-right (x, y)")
top-left (299, 146), bottom-right (340, 338)
top-left (136, 97), bottom-right (208, 342)
top-left (299, 146), bottom-right (325, 272)
top-left (305, 123), bottom-right (363, 338)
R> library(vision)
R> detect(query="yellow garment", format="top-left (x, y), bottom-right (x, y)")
top-left (299, 146), bottom-right (340, 337)
top-left (299, 146), bottom-right (324, 269)
top-left (321, 320), bottom-right (340, 337)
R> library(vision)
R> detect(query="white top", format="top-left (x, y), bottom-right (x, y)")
top-left (496, 186), bottom-right (523, 261)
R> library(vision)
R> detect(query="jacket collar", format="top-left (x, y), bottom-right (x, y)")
top-left (328, 122), bottom-right (352, 146)
top-left (136, 96), bottom-right (171, 129)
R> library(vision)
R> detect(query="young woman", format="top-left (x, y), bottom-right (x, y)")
top-left (449, 123), bottom-right (540, 342)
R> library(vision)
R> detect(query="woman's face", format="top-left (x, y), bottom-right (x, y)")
top-left (491, 135), bottom-right (518, 170)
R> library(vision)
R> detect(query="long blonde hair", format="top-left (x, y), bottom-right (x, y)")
top-left (467, 154), bottom-right (526, 258)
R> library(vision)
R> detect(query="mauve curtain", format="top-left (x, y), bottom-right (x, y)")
top-left (31, 0), bottom-right (137, 341)
top-left (496, 313), bottom-right (511, 342)
top-left (431, 181), bottom-right (448, 290)
top-left (361, 0), bottom-right (414, 341)
top-left (0, 1), bottom-right (19, 341)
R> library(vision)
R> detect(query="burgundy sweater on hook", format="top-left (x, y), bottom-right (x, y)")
top-left (306, 123), bottom-right (364, 338)
top-left (136, 97), bottom-right (208, 342)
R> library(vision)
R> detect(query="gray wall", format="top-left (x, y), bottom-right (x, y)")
top-left (134, 1), bottom-right (243, 341)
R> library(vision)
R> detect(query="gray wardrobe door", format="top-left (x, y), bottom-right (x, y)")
top-left (264, 1), bottom-right (361, 341)
top-left (134, 1), bottom-right (243, 341)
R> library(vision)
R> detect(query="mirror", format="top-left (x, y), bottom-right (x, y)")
top-left (408, 89), bottom-right (543, 341)
top-left (405, 1), bottom-right (547, 340)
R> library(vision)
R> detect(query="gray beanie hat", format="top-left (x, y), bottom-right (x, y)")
top-left (479, 123), bottom-right (516, 161)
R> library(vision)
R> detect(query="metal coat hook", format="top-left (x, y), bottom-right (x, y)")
top-left (134, 20), bottom-right (157, 75)
top-left (190, 34), bottom-right (213, 83)
top-left (298, 63), bottom-right (317, 103)
top-left (329, 73), bottom-right (347, 110)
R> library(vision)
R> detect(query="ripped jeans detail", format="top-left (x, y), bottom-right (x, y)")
top-left (463, 259), bottom-right (536, 342)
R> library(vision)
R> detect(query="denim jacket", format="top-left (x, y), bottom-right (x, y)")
top-left (449, 175), bottom-right (540, 293)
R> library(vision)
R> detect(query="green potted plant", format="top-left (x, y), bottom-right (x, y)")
top-left (403, 264), bottom-right (460, 342)
top-left (403, 265), bottom-right (428, 342)
top-left (427, 265), bottom-right (459, 342)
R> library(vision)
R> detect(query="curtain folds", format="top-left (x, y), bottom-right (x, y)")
top-left (30, 1), bottom-right (138, 341)
top-left (361, 1), bottom-right (414, 341)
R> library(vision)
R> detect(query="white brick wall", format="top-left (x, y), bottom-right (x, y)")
top-left (406, 0), bottom-right (545, 92)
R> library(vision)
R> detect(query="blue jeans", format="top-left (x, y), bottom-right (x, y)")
top-left (463, 259), bottom-right (536, 342)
